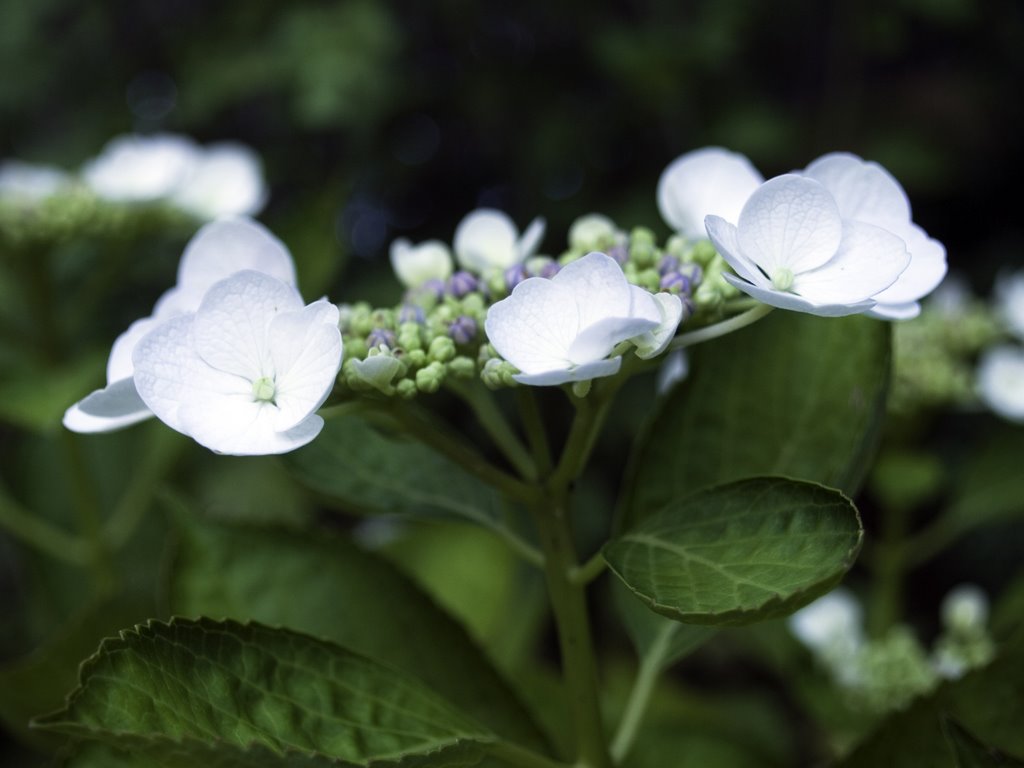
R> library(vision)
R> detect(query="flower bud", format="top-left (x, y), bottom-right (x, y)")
top-left (448, 315), bottom-right (477, 345)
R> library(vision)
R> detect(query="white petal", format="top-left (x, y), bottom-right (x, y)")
top-left (704, 215), bottom-right (769, 286)
top-left (869, 224), bottom-right (947, 305)
top-left (804, 152), bottom-right (911, 227)
top-left (350, 354), bottom-right (403, 392)
top-left (567, 314), bottom-right (660, 365)
top-left (83, 134), bottom-right (200, 202)
top-left (722, 273), bottom-right (875, 317)
top-left (792, 220), bottom-right (910, 305)
top-left (657, 147), bottom-right (764, 238)
top-left (977, 346), bottom-right (1024, 423)
top-left (453, 208), bottom-right (519, 271)
top-left (179, 398), bottom-right (325, 455)
top-left (867, 301), bottom-right (921, 320)
top-left (175, 218), bottom-right (297, 307)
top-left (552, 252), bottom-right (633, 330)
top-left (737, 175), bottom-right (843, 277)
top-left (632, 292), bottom-right (684, 359)
top-left (485, 278), bottom-right (578, 375)
top-left (63, 378), bottom-right (152, 433)
top-left (0, 160), bottom-right (70, 200)
top-left (192, 271), bottom-right (305, 381)
top-left (106, 316), bottom-right (161, 382)
top-left (516, 216), bottom-right (546, 261)
top-left (656, 350), bottom-right (689, 394)
top-left (996, 270), bottom-right (1024, 340)
top-left (132, 314), bottom-right (250, 434)
top-left (269, 301), bottom-right (343, 431)
top-left (172, 142), bottom-right (267, 220)
top-left (513, 358), bottom-right (622, 386)
top-left (389, 238), bottom-right (453, 287)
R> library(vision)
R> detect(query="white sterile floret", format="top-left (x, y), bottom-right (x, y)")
top-left (803, 153), bottom-right (947, 319)
top-left (83, 134), bottom-right (201, 202)
top-left (485, 252), bottom-right (679, 386)
top-left (657, 147), bottom-right (764, 240)
top-left (453, 208), bottom-right (545, 272)
top-left (171, 142), bottom-right (268, 220)
top-left (789, 588), bottom-right (865, 658)
top-left (0, 160), bottom-right (71, 201)
top-left (995, 270), bottom-right (1024, 340)
top-left (63, 218), bottom-right (296, 433)
top-left (132, 271), bottom-right (342, 455)
top-left (389, 238), bottom-right (454, 287)
top-left (705, 174), bottom-right (912, 317)
top-left (941, 584), bottom-right (989, 633)
top-left (976, 345), bottom-right (1024, 423)
top-left (568, 213), bottom-right (618, 250)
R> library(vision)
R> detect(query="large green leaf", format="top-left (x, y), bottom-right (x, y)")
top-left (36, 618), bottom-right (493, 767)
top-left (943, 718), bottom-right (1024, 768)
top-left (168, 515), bottom-right (546, 752)
top-left (624, 311), bottom-right (889, 527)
top-left (284, 410), bottom-right (502, 521)
top-left (843, 632), bottom-right (1024, 767)
top-left (612, 580), bottom-right (715, 671)
top-left (605, 478), bottom-right (862, 626)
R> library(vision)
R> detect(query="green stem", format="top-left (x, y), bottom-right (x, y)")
top-left (868, 502), bottom-right (910, 638)
top-left (447, 379), bottom-right (537, 481)
top-left (0, 481), bottom-right (91, 565)
top-left (454, 506), bottom-right (545, 569)
top-left (610, 625), bottom-right (673, 763)
top-left (668, 303), bottom-right (773, 352)
top-left (568, 550), bottom-right (607, 587)
top-left (488, 740), bottom-right (572, 768)
top-left (61, 431), bottom-right (116, 591)
top-left (516, 388), bottom-right (553, 477)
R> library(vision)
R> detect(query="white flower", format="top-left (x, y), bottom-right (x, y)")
top-left (995, 270), bottom-right (1024, 340)
top-left (485, 252), bottom-right (679, 386)
top-left (453, 208), bottom-right (545, 272)
top-left (0, 160), bottom-right (71, 201)
top-left (389, 238), bottom-right (453, 288)
top-left (83, 134), bottom-right (201, 202)
top-left (977, 345), bottom-right (1024, 423)
top-left (568, 213), bottom-right (619, 251)
top-left (171, 142), bottom-right (267, 219)
top-left (63, 218), bottom-right (296, 433)
top-left (132, 271), bottom-right (342, 455)
top-left (789, 588), bottom-right (865, 659)
top-left (657, 147), bottom-right (763, 240)
top-left (705, 174), bottom-right (911, 317)
top-left (941, 584), bottom-right (989, 633)
top-left (802, 153), bottom-right (947, 319)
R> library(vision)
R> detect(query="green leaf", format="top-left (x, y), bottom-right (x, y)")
top-left (943, 718), bottom-right (1024, 768)
top-left (612, 580), bottom-right (715, 671)
top-left (624, 311), bottom-right (888, 527)
top-left (284, 410), bottom-right (502, 522)
top-left (843, 632), bottom-right (1024, 767)
top-left (168, 515), bottom-right (546, 752)
top-left (605, 477), bottom-right (863, 626)
top-left (36, 618), bottom-right (493, 767)
top-left (946, 426), bottom-right (1024, 530)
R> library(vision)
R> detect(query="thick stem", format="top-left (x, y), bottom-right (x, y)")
top-left (516, 388), bottom-right (553, 478)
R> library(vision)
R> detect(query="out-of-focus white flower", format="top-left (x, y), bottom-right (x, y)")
top-left (977, 345), bottom-right (1024, 423)
top-left (485, 252), bottom-right (676, 386)
top-left (453, 208), bottom-right (545, 272)
top-left (568, 213), bottom-right (619, 251)
top-left (995, 270), bottom-right (1024, 340)
top-left (133, 271), bottom-right (341, 455)
top-left (0, 160), bottom-right (71, 201)
top-left (658, 147), bottom-right (763, 240)
top-left (171, 142), bottom-right (267, 220)
top-left (656, 349), bottom-right (689, 395)
top-left (83, 134), bottom-right (200, 203)
top-left (802, 153), bottom-right (947, 320)
top-left (706, 175), bottom-right (911, 317)
top-left (63, 218), bottom-right (296, 433)
top-left (941, 584), bottom-right (989, 633)
top-left (789, 588), bottom-right (865, 662)
top-left (389, 238), bottom-right (454, 288)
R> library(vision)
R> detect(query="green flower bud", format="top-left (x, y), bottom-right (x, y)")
top-left (428, 335), bottom-right (456, 363)
top-left (407, 349), bottom-right (427, 368)
top-left (396, 378), bottom-right (418, 399)
top-left (416, 361), bottom-right (446, 393)
top-left (448, 355), bottom-right (476, 379)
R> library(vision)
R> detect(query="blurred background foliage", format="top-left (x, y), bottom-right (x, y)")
top-left (1, 0), bottom-right (1023, 765)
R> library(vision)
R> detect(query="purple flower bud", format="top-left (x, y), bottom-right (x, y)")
top-left (447, 270), bottom-right (478, 298)
top-left (538, 261), bottom-right (561, 278)
top-left (449, 315), bottom-right (478, 345)
top-left (410, 279), bottom-right (445, 302)
top-left (660, 271), bottom-right (692, 294)
top-left (398, 304), bottom-right (425, 324)
top-left (607, 244), bottom-right (629, 265)
top-left (367, 328), bottom-right (397, 349)
top-left (678, 262), bottom-right (703, 285)
top-left (658, 255), bottom-right (680, 276)
top-left (505, 263), bottom-right (528, 291)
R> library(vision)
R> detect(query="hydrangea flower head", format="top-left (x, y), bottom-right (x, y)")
top-left (171, 142), bottom-right (267, 220)
top-left (657, 147), bottom-right (764, 240)
top-left (0, 160), bottom-right (71, 202)
top-left (802, 153), bottom-right (947, 319)
top-left (485, 252), bottom-right (681, 386)
top-left (454, 208), bottom-right (545, 272)
top-left (63, 218), bottom-right (296, 432)
top-left (83, 134), bottom-right (200, 203)
top-left (705, 174), bottom-right (912, 317)
top-left (977, 345), bottom-right (1024, 423)
top-left (132, 271), bottom-right (342, 455)
top-left (389, 238), bottom-right (454, 288)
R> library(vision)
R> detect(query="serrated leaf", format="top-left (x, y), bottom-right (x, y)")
top-left (605, 478), bottom-right (863, 626)
top-left (624, 311), bottom-right (888, 527)
top-left (611, 580), bottom-right (715, 670)
top-left (169, 516), bottom-right (546, 752)
top-left (284, 410), bottom-right (502, 521)
top-left (36, 618), bottom-right (493, 767)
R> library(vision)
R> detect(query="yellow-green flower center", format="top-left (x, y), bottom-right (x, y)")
top-left (252, 376), bottom-right (276, 403)
top-left (772, 267), bottom-right (795, 292)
